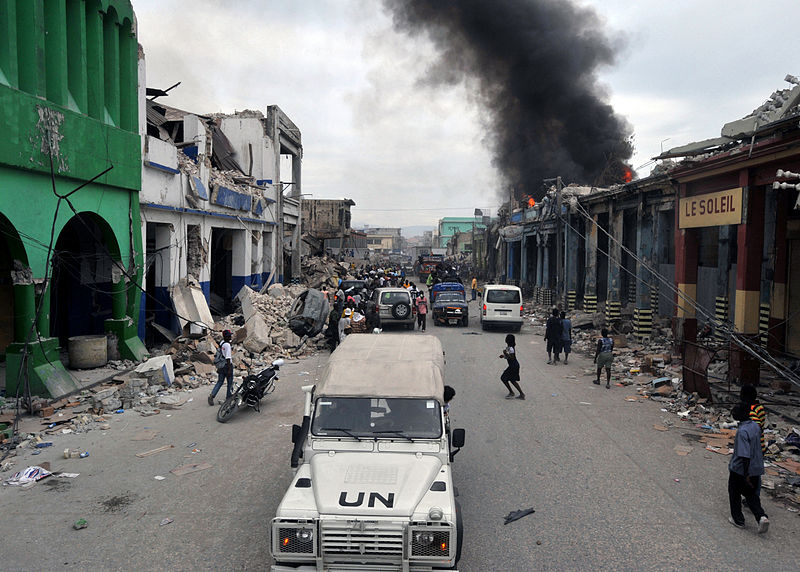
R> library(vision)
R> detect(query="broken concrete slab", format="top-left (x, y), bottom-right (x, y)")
top-left (171, 281), bottom-right (214, 333)
top-left (135, 356), bottom-right (175, 387)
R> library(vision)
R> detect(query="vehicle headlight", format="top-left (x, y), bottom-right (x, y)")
top-left (273, 521), bottom-right (316, 557)
top-left (410, 526), bottom-right (452, 558)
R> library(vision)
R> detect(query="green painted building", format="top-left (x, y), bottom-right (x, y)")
top-left (0, 0), bottom-right (146, 398)
top-left (437, 217), bottom-right (486, 250)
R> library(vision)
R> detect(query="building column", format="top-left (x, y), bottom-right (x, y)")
top-left (651, 209), bottom-right (666, 315)
top-left (759, 187), bottom-right (778, 348)
top-left (634, 204), bottom-right (654, 341)
top-left (675, 185), bottom-right (699, 343)
top-left (605, 207), bottom-right (622, 324)
top-left (769, 192), bottom-right (788, 351)
top-left (520, 234), bottom-right (529, 285)
top-left (731, 176), bottom-right (763, 384)
top-left (715, 224), bottom-right (733, 341)
top-left (565, 213), bottom-right (579, 310)
top-left (583, 214), bottom-right (598, 313)
top-left (535, 235), bottom-right (543, 287)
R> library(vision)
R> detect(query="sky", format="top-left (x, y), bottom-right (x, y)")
top-left (134, 0), bottom-right (800, 232)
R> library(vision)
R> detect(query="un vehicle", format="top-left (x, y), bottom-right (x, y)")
top-left (271, 335), bottom-right (465, 571)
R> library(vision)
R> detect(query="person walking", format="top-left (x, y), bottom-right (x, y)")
top-left (593, 328), bottom-right (614, 388)
top-left (544, 308), bottom-right (563, 364)
top-left (499, 334), bottom-right (525, 400)
top-left (471, 276), bottom-right (478, 301)
top-left (209, 329), bottom-right (233, 405)
top-left (560, 310), bottom-right (572, 365)
top-left (727, 403), bottom-right (769, 533)
top-left (416, 292), bottom-right (428, 331)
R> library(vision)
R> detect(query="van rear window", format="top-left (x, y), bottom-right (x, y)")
top-left (380, 291), bottom-right (410, 305)
top-left (486, 289), bottom-right (520, 304)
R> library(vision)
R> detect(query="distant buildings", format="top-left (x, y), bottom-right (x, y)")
top-left (361, 227), bottom-right (403, 254)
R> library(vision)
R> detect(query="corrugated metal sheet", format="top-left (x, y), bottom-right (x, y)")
top-left (210, 125), bottom-right (244, 173)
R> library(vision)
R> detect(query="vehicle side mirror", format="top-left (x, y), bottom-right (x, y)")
top-left (451, 428), bottom-right (465, 448)
top-left (291, 424), bottom-right (302, 444)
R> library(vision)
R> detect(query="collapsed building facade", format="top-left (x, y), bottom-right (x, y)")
top-left (0, 1), bottom-right (147, 397)
top-left (139, 52), bottom-right (302, 341)
top-left (495, 76), bottom-right (800, 383)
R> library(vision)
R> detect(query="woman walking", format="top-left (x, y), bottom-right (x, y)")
top-left (499, 334), bottom-right (525, 400)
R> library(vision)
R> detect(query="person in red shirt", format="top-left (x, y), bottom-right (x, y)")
top-left (416, 293), bottom-right (428, 331)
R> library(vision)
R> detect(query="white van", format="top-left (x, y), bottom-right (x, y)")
top-left (480, 284), bottom-right (523, 331)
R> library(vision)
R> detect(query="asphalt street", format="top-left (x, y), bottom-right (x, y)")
top-left (1, 296), bottom-right (799, 570)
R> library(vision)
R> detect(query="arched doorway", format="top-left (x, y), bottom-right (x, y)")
top-left (0, 213), bottom-right (28, 357)
top-left (50, 213), bottom-right (121, 345)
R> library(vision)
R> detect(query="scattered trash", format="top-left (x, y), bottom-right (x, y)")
top-left (4, 465), bottom-right (52, 487)
top-left (159, 517), bottom-right (174, 526)
top-left (55, 473), bottom-right (80, 478)
top-left (73, 518), bottom-right (88, 530)
top-left (170, 462), bottom-right (213, 476)
top-left (673, 478), bottom-right (680, 483)
top-left (503, 507), bottom-right (536, 525)
top-left (114, 409), bottom-right (125, 414)
top-left (79, 451), bottom-right (90, 458)
top-left (154, 475), bottom-right (166, 481)
top-left (578, 402), bottom-right (592, 406)
top-left (674, 445), bottom-right (693, 456)
top-left (34, 442), bottom-right (53, 448)
top-left (136, 444), bottom-right (174, 458)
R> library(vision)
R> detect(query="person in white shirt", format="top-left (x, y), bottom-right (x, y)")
top-left (209, 329), bottom-right (233, 405)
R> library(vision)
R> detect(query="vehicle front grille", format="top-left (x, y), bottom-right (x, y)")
top-left (320, 521), bottom-right (404, 557)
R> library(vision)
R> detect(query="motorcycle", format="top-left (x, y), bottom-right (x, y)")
top-left (216, 358), bottom-right (284, 423)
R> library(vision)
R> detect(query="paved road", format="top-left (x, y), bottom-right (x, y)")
top-left (1, 298), bottom-right (799, 570)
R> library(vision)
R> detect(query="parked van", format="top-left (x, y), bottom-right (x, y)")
top-left (371, 287), bottom-right (415, 329)
top-left (480, 284), bottom-right (523, 331)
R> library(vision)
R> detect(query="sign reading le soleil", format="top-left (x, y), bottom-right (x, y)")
top-left (679, 187), bottom-right (743, 229)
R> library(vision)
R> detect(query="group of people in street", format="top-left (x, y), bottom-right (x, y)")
top-left (543, 308), bottom-right (573, 365)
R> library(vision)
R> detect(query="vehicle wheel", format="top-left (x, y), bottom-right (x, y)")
top-left (216, 395), bottom-right (238, 423)
top-left (391, 301), bottom-right (411, 319)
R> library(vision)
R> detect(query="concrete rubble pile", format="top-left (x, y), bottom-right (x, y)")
top-left (300, 255), bottom-right (351, 289)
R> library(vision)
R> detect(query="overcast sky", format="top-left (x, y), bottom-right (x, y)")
top-left (134, 0), bottom-right (800, 231)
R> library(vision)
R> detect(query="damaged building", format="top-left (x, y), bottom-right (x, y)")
top-left (496, 75), bottom-right (800, 384)
top-left (0, 1), bottom-right (147, 398)
top-left (301, 198), bottom-right (355, 256)
top-left (139, 51), bottom-right (303, 341)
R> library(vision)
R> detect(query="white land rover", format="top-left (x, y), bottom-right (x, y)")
top-left (271, 334), bottom-right (465, 571)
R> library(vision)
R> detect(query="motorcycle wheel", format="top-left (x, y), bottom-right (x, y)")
top-left (216, 395), bottom-right (238, 423)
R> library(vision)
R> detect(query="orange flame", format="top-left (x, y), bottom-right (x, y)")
top-left (527, 197), bottom-right (535, 208)
top-left (623, 167), bottom-right (632, 183)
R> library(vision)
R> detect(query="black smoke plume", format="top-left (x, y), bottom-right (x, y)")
top-left (383, 0), bottom-right (634, 200)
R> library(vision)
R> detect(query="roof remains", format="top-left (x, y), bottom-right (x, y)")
top-left (316, 335), bottom-right (445, 402)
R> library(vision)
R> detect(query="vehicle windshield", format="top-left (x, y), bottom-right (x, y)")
top-left (311, 397), bottom-right (442, 439)
top-left (380, 292), bottom-right (410, 305)
top-left (486, 289), bottom-right (520, 304)
top-left (436, 292), bottom-right (465, 303)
